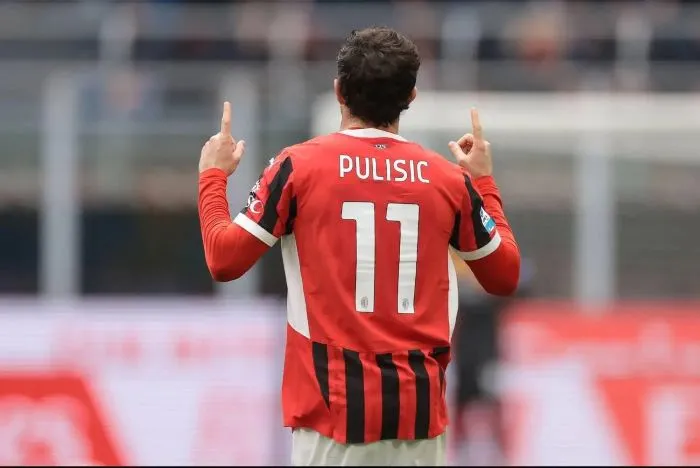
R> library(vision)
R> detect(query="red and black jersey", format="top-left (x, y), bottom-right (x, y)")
top-left (199, 127), bottom-right (520, 444)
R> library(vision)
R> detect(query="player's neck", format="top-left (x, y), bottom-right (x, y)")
top-left (341, 116), bottom-right (400, 135)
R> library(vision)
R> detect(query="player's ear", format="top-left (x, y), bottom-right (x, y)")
top-left (409, 87), bottom-right (417, 105)
top-left (334, 78), bottom-right (346, 105)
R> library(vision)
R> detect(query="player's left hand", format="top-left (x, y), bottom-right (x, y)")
top-left (199, 101), bottom-right (246, 175)
top-left (448, 108), bottom-right (492, 178)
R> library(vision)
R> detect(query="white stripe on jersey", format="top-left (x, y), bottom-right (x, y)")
top-left (234, 213), bottom-right (278, 247)
top-left (455, 231), bottom-right (502, 261)
top-left (281, 234), bottom-right (310, 338)
top-left (447, 249), bottom-right (458, 340)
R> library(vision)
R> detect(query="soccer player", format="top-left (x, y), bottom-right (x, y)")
top-left (198, 27), bottom-right (520, 466)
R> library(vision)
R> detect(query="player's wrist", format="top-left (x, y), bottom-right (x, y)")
top-left (473, 175), bottom-right (499, 194)
top-left (199, 167), bottom-right (229, 178)
top-left (458, 164), bottom-right (492, 179)
top-left (469, 170), bottom-right (492, 178)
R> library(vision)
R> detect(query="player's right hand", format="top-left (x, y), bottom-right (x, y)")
top-left (199, 101), bottom-right (246, 175)
top-left (448, 108), bottom-right (492, 178)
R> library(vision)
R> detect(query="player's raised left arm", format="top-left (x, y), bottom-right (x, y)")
top-left (198, 102), bottom-right (282, 282)
top-left (448, 108), bottom-right (521, 296)
top-left (463, 176), bottom-right (520, 295)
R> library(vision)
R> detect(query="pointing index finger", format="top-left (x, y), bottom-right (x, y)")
top-left (221, 101), bottom-right (231, 135)
top-left (470, 107), bottom-right (483, 142)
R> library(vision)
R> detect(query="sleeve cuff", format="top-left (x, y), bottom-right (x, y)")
top-left (233, 213), bottom-right (278, 247)
top-left (199, 168), bottom-right (228, 180)
top-left (473, 175), bottom-right (498, 192)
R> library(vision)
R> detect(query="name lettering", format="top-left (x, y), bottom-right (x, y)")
top-left (339, 155), bottom-right (429, 184)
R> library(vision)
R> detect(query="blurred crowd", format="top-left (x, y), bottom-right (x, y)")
top-left (1, 0), bottom-right (698, 298)
top-left (2, 0), bottom-right (700, 91)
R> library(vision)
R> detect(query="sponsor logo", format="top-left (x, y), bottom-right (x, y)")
top-left (246, 195), bottom-right (263, 214)
top-left (480, 207), bottom-right (496, 233)
top-left (249, 200), bottom-right (263, 214)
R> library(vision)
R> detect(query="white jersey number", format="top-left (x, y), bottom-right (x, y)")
top-left (341, 202), bottom-right (419, 314)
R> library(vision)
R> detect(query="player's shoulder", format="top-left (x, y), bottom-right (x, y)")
top-left (290, 133), bottom-right (341, 150)
top-left (272, 133), bottom-right (339, 165)
top-left (408, 143), bottom-right (466, 184)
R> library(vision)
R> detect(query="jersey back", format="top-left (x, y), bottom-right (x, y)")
top-left (288, 131), bottom-right (462, 352)
top-left (236, 128), bottom-right (498, 444)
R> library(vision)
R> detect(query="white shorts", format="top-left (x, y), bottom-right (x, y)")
top-left (291, 428), bottom-right (447, 466)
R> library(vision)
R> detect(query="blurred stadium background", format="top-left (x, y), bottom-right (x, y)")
top-left (0, 0), bottom-right (699, 465)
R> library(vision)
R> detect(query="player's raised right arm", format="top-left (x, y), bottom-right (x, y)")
top-left (199, 170), bottom-right (270, 281)
top-left (198, 151), bottom-right (296, 282)
top-left (197, 102), bottom-right (295, 282)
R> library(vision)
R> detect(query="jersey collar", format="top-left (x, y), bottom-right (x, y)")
top-left (339, 128), bottom-right (408, 142)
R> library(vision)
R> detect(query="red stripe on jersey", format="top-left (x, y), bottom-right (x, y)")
top-left (282, 327), bottom-right (450, 444)
top-left (394, 352), bottom-right (418, 440)
top-left (363, 353), bottom-right (383, 442)
top-left (281, 326), bottom-right (333, 437)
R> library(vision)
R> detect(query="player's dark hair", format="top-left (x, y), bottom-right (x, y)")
top-left (336, 27), bottom-right (421, 128)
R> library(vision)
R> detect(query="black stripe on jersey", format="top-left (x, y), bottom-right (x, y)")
top-left (240, 167), bottom-right (268, 216)
top-left (259, 156), bottom-right (294, 233)
top-left (312, 342), bottom-right (330, 409)
top-left (430, 347), bottom-right (450, 395)
top-left (284, 195), bottom-right (297, 235)
top-left (463, 175), bottom-right (492, 249)
top-left (376, 353), bottom-right (400, 440)
top-left (449, 211), bottom-right (462, 250)
top-left (408, 350), bottom-right (431, 439)
top-left (343, 349), bottom-right (365, 444)
top-left (431, 346), bottom-right (450, 357)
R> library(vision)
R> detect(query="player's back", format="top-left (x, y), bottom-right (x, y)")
top-left (280, 128), bottom-right (465, 444)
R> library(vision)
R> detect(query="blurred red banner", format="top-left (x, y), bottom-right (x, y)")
top-left (501, 301), bottom-right (700, 466)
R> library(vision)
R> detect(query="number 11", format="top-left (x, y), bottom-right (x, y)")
top-left (341, 202), bottom-right (419, 314)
